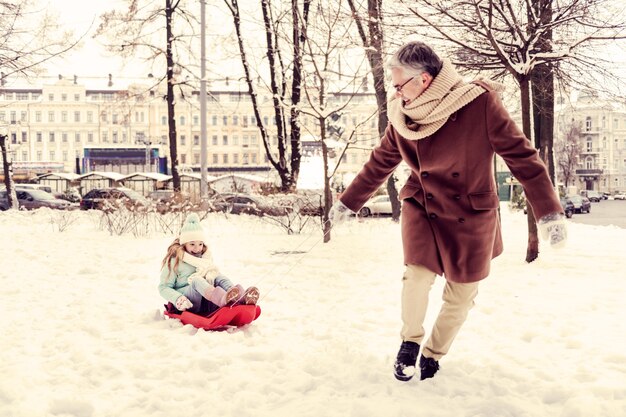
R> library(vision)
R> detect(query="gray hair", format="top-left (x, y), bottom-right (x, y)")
top-left (387, 41), bottom-right (443, 78)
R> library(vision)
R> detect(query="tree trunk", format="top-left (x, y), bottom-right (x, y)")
top-left (165, 0), bottom-right (180, 192)
top-left (519, 76), bottom-right (539, 263)
top-left (0, 135), bottom-right (18, 209)
top-left (348, 0), bottom-right (400, 221)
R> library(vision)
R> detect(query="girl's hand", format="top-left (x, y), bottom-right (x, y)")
top-left (175, 295), bottom-right (193, 311)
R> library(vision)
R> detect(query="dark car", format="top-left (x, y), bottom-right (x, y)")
top-left (80, 187), bottom-right (151, 211)
top-left (566, 195), bottom-right (591, 213)
top-left (212, 193), bottom-right (290, 216)
top-left (0, 189), bottom-right (77, 210)
top-left (582, 190), bottom-right (602, 202)
top-left (560, 197), bottom-right (574, 218)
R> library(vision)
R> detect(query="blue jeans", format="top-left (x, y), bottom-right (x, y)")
top-left (182, 275), bottom-right (234, 315)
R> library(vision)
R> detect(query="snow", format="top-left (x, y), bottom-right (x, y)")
top-left (1, 205), bottom-right (625, 417)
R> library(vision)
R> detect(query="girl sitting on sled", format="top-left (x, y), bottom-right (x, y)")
top-left (158, 213), bottom-right (259, 316)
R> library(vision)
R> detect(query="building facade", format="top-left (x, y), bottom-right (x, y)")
top-left (0, 76), bottom-right (381, 186)
top-left (556, 93), bottom-right (626, 194)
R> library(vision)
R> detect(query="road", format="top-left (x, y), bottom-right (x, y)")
top-left (569, 199), bottom-right (626, 229)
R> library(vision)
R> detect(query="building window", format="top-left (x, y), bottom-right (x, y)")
top-left (212, 115), bottom-right (217, 126)
top-left (75, 133), bottom-right (80, 142)
top-left (233, 154), bottom-right (239, 164)
top-left (161, 116), bottom-right (166, 125)
top-left (62, 132), bottom-right (68, 142)
top-left (180, 116), bottom-right (185, 125)
top-left (112, 113), bottom-right (118, 124)
top-left (193, 135), bottom-right (199, 146)
top-left (61, 94), bottom-right (67, 102)
top-left (21, 132), bottom-right (27, 142)
top-left (585, 157), bottom-right (593, 169)
top-left (222, 135), bottom-right (228, 145)
top-left (223, 154), bottom-right (228, 164)
top-left (63, 151), bottom-right (68, 162)
top-left (586, 137), bottom-right (592, 152)
top-left (223, 115), bottom-right (228, 126)
top-left (243, 153), bottom-right (249, 164)
top-left (74, 111), bottom-right (80, 122)
top-left (20, 111), bottom-right (26, 122)
top-left (252, 153), bottom-right (257, 163)
top-left (48, 94), bottom-right (54, 101)
top-left (50, 150), bottom-right (55, 160)
top-left (242, 116), bottom-right (248, 127)
top-left (61, 111), bottom-right (67, 122)
top-left (233, 115), bottom-right (238, 126)
top-left (49, 132), bottom-right (55, 142)
top-left (102, 132), bottom-right (108, 143)
top-left (35, 111), bottom-right (41, 122)
top-left (87, 111), bottom-right (93, 123)
top-left (180, 135), bottom-right (186, 146)
top-left (212, 154), bottom-right (218, 164)
top-left (16, 92), bottom-right (28, 100)
top-left (36, 132), bottom-right (42, 142)
top-left (193, 115), bottom-right (199, 125)
top-left (10, 111), bottom-right (16, 123)
top-left (243, 135), bottom-right (249, 145)
top-left (37, 151), bottom-right (42, 161)
top-left (88, 133), bottom-right (94, 143)
top-left (112, 132), bottom-right (118, 143)
top-left (212, 135), bottom-right (218, 145)
top-left (585, 116), bottom-right (592, 132)
top-left (194, 153), bottom-right (200, 164)
top-left (233, 135), bottom-right (239, 145)
top-left (22, 151), bottom-right (27, 161)
top-left (74, 94), bottom-right (80, 101)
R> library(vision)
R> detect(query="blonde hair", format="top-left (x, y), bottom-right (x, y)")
top-left (161, 238), bottom-right (207, 277)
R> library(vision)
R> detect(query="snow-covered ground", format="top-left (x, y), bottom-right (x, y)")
top-left (1, 205), bottom-right (625, 417)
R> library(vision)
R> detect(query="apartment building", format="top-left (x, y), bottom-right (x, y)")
top-left (556, 92), bottom-right (626, 194)
top-left (0, 76), bottom-right (381, 186)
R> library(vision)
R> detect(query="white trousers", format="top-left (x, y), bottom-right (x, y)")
top-left (401, 264), bottom-right (479, 360)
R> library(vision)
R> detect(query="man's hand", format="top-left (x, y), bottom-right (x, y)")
top-left (329, 200), bottom-right (353, 227)
top-left (538, 212), bottom-right (567, 248)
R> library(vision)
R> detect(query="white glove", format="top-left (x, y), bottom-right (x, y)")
top-left (329, 200), bottom-right (353, 226)
top-left (537, 212), bottom-right (567, 248)
top-left (175, 295), bottom-right (193, 311)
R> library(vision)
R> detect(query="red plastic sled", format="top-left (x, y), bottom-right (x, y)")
top-left (164, 303), bottom-right (261, 330)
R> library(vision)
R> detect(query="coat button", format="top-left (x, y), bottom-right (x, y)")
top-left (429, 213), bottom-right (437, 219)
top-left (454, 195), bottom-right (461, 200)
top-left (452, 172), bottom-right (460, 178)
top-left (458, 217), bottom-right (465, 223)
top-left (426, 193), bottom-right (434, 200)
top-left (421, 171), bottom-right (429, 178)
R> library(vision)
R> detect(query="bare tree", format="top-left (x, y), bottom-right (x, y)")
top-left (0, 134), bottom-right (18, 209)
top-left (347, 0), bottom-right (401, 222)
top-left (223, 0), bottom-right (310, 192)
top-left (403, 0), bottom-right (626, 262)
top-left (556, 122), bottom-right (582, 188)
top-left (0, 1), bottom-right (81, 79)
top-left (96, 0), bottom-right (201, 192)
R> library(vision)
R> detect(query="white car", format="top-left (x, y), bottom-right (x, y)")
top-left (359, 195), bottom-right (393, 217)
top-left (614, 193), bottom-right (626, 200)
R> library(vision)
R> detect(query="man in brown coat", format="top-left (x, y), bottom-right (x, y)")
top-left (329, 41), bottom-right (567, 382)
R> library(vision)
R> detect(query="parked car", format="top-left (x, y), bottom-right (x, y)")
top-left (566, 195), bottom-right (591, 213)
top-left (582, 190), bottom-right (602, 202)
top-left (358, 195), bottom-right (393, 217)
top-left (212, 193), bottom-right (290, 216)
top-left (614, 193), bottom-right (626, 200)
top-left (0, 189), bottom-right (78, 210)
top-left (148, 189), bottom-right (191, 213)
top-left (14, 183), bottom-right (54, 193)
top-left (80, 187), bottom-right (151, 211)
top-left (560, 197), bottom-right (574, 219)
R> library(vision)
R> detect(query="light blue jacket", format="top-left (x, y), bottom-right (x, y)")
top-left (158, 261), bottom-right (197, 304)
top-left (158, 259), bottom-right (234, 304)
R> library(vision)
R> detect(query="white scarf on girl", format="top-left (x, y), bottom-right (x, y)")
top-left (182, 251), bottom-right (221, 285)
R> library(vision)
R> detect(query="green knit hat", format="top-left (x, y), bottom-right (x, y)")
top-left (179, 213), bottom-right (205, 244)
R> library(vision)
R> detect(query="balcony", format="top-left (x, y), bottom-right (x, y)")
top-left (575, 168), bottom-right (603, 180)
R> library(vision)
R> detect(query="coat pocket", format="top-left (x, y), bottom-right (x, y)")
top-left (399, 181), bottom-right (422, 200)
top-left (468, 192), bottom-right (499, 210)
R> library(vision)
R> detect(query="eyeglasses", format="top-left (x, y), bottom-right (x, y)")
top-left (393, 76), bottom-right (415, 93)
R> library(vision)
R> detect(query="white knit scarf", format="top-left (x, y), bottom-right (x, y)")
top-left (182, 251), bottom-right (221, 285)
top-left (388, 59), bottom-right (505, 140)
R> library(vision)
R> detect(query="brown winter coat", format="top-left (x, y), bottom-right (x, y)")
top-left (340, 90), bottom-right (562, 283)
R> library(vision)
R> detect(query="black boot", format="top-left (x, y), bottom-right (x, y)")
top-left (393, 341), bottom-right (420, 381)
top-left (419, 354), bottom-right (440, 380)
